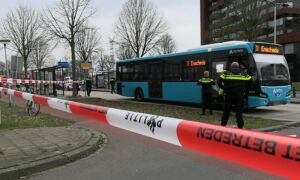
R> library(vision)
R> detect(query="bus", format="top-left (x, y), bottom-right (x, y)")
top-left (115, 41), bottom-right (291, 108)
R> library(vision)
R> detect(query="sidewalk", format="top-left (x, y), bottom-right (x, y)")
top-left (291, 91), bottom-right (300, 104)
top-left (57, 90), bottom-right (132, 101)
top-left (0, 126), bottom-right (105, 179)
top-left (291, 97), bottom-right (300, 104)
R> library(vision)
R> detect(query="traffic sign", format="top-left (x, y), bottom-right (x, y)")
top-left (58, 61), bottom-right (69, 68)
top-left (80, 63), bottom-right (92, 70)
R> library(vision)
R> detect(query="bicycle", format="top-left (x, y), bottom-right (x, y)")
top-left (25, 100), bottom-right (40, 116)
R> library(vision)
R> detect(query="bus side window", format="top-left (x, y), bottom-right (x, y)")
top-left (117, 65), bottom-right (122, 81)
top-left (122, 64), bottom-right (134, 81)
top-left (164, 62), bottom-right (182, 82)
top-left (133, 64), bottom-right (145, 81)
top-left (194, 66), bottom-right (207, 81)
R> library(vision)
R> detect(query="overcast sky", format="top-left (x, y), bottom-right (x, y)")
top-left (0, 0), bottom-right (200, 64)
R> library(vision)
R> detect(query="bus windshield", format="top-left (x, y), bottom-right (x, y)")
top-left (253, 53), bottom-right (290, 86)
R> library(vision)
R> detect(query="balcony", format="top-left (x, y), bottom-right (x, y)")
top-left (263, 8), bottom-right (300, 21)
top-left (209, 0), bottom-right (225, 11)
top-left (209, 11), bottom-right (225, 21)
top-left (258, 32), bottom-right (300, 44)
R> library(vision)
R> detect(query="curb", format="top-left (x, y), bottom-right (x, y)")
top-left (256, 121), bottom-right (300, 132)
top-left (291, 101), bottom-right (300, 104)
top-left (0, 127), bottom-right (107, 180)
top-left (93, 89), bottom-right (111, 92)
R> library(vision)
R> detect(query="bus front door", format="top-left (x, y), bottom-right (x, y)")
top-left (148, 62), bottom-right (162, 99)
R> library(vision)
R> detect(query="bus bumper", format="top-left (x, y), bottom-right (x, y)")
top-left (248, 96), bottom-right (291, 108)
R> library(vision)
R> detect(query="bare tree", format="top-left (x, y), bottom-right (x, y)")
top-left (1, 5), bottom-right (42, 78)
top-left (43, 0), bottom-right (96, 96)
top-left (94, 51), bottom-right (115, 72)
top-left (231, 0), bottom-right (264, 41)
top-left (154, 33), bottom-right (176, 55)
top-left (76, 26), bottom-right (101, 62)
top-left (28, 36), bottom-right (55, 69)
top-left (116, 42), bottom-right (135, 60)
top-left (114, 0), bottom-right (168, 58)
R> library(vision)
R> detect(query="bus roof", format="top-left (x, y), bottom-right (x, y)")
top-left (116, 41), bottom-right (277, 64)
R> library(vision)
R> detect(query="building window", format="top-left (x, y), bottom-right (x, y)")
top-left (276, 18), bottom-right (284, 26)
top-left (257, 35), bottom-right (267, 39)
top-left (268, 20), bottom-right (274, 27)
top-left (260, 9), bottom-right (266, 16)
top-left (284, 44), bottom-right (295, 54)
top-left (277, 30), bottom-right (284, 35)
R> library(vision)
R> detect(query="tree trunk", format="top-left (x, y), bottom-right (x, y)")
top-left (71, 39), bottom-right (77, 97)
top-left (24, 56), bottom-right (28, 79)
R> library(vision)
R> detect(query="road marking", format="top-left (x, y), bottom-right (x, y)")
top-left (288, 135), bottom-right (297, 137)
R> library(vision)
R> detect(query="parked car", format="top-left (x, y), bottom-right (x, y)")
top-left (64, 77), bottom-right (73, 91)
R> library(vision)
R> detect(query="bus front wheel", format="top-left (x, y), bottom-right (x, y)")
top-left (135, 89), bottom-right (144, 101)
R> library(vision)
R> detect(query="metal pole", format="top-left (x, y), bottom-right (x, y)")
top-left (15, 53), bottom-right (18, 79)
top-left (274, 5), bottom-right (277, 44)
top-left (62, 68), bottom-right (64, 96)
top-left (4, 44), bottom-right (8, 78)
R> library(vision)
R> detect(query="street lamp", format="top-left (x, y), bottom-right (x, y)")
top-left (264, 0), bottom-right (290, 44)
top-left (0, 39), bottom-right (10, 77)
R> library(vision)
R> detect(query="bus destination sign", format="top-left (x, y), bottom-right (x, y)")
top-left (186, 60), bottom-right (206, 67)
top-left (254, 44), bottom-right (282, 55)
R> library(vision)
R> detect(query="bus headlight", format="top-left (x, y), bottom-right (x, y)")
top-left (259, 92), bottom-right (268, 98)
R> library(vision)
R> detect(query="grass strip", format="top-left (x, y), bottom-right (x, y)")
top-left (0, 102), bottom-right (69, 129)
top-left (68, 97), bottom-right (285, 130)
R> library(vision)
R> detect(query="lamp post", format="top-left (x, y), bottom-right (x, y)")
top-left (0, 39), bottom-right (10, 77)
top-left (264, 0), bottom-right (290, 44)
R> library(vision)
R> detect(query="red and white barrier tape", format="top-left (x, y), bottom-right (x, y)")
top-left (0, 87), bottom-right (299, 179)
top-left (0, 77), bottom-right (79, 85)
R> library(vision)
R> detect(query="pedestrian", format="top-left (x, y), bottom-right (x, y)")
top-left (76, 82), bottom-right (80, 95)
top-left (85, 78), bottom-right (92, 96)
top-left (197, 71), bottom-right (215, 115)
top-left (217, 62), bottom-right (252, 129)
top-left (109, 78), bottom-right (116, 94)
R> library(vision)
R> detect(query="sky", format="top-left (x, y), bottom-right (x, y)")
top-left (0, 0), bottom-right (201, 64)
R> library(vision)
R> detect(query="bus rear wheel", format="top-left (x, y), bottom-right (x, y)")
top-left (135, 89), bottom-right (144, 101)
top-left (243, 98), bottom-right (248, 111)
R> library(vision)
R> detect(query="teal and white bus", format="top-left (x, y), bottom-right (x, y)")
top-left (116, 41), bottom-right (291, 108)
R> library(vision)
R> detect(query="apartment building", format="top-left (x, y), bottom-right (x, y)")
top-left (200, 0), bottom-right (300, 81)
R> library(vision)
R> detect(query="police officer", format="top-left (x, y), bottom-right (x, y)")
top-left (85, 78), bottom-right (92, 96)
top-left (109, 78), bottom-right (116, 94)
top-left (217, 62), bottom-right (251, 129)
top-left (197, 71), bottom-right (215, 115)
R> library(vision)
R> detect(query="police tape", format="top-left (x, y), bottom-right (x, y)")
top-left (0, 87), bottom-right (299, 179)
top-left (0, 77), bottom-right (80, 85)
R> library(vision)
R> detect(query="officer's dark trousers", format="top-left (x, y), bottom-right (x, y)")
top-left (202, 93), bottom-right (213, 114)
top-left (86, 86), bottom-right (92, 96)
top-left (221, 94), bottom-right (244, 128)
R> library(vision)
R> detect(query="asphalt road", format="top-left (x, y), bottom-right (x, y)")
top-left (28, 120), bottom-right (281, 180)
top-left (275, 125), bottom-right (300, 137)
top-left (12, 98), bottom-right (280, 180)
top-left (4, 92), bottom-right (296, 179)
